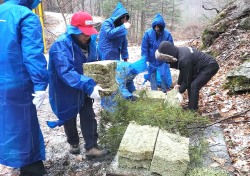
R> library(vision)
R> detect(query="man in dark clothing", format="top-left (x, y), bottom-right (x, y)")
top-left (156, 41), bottom-right (219, 111)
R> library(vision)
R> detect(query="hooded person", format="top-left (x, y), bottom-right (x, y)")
top-left (0, 0), bottom-right (48, 175)
top-left (156, 41), bottom-right (219, 111)
top-left (98, 2), bottom-right (130, 61)
top-left (48, 11), bottom-right (108, 159)
top-left (101, 56), bottom-right (148, 112)
top-left (141, 13), bottom-right (174, 93)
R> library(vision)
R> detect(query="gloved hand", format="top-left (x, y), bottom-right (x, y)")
top-left (32, 91), bottom-right (46, 109)
top-left (175, 92), bottom-right (183, 103)
top-left (124, 22), bottom-right (131, 29)
top-left (124, 58), bottom-right (128, 62)
top-left (125, 96), bottom-right (138, 101)
top-left (174, 84), bottom-right (180, 89)
top-left (90, 85), bottom-right (104, 99)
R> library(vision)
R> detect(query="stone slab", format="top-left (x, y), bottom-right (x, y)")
top-left (118, 122), bottom-right (159, 169)
top-left (150, 130), bottom-right (190, 176)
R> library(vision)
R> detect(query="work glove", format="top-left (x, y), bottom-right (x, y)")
top-left (125, 96), bottom-right (138, 101)
top-left (32, 91), bottom-right (46, 109)
top-left (175, 92), bottom-right (183, 103)
top-left (124, 58), bottom-right (128, 62)
top-left (90, 85), bottom-right (104, 100)
top-left (174, 84), bottom-right (180, 90)
top-left (124, 22), bottom-right (131, 29)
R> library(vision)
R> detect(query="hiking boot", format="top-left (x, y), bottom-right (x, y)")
top-left (69, 144), bottom-right (80, 154)
top-left (85, 147), bottom-right (108, 159)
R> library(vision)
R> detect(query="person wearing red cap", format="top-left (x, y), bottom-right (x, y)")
top-left (48, 11), bottom-right (107, 159)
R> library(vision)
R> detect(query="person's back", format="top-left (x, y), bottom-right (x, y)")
top-left (141, 13), bottom-right (173, 92)
top-left (0, 0), bottom-right (48, 175)
top-left (98, 2), bottom-right (130, 61)
top-left (157, 41), bottom-right (219, 110)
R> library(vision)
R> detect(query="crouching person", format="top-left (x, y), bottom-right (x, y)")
top-left (101, 57), bottom-right (148, 111)
top-left (48, 11), bottom-right (107, 159)
top-left (156, 41), bottom-right (219, 111)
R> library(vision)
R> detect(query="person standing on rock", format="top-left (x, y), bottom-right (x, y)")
top-left (155, 41), bottom-right (219, 111)
top-left (98, 2), bottom-right (130, 61)
top-left (48, 11), bottom-right (107, 159)
top-left (0, 0), bottom-right (48, 175)
top-left (141, 13), bottom-right (174, 93)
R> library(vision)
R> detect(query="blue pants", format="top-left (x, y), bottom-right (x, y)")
top-left (150, 71), bottom-right (167, 92)
top-left (63, 97), bottom-right (98, 150)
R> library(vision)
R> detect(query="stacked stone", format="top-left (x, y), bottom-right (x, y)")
top-left (83, 60), bottom-right (118, 96)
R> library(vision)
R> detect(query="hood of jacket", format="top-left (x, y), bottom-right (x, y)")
top-left (151, 13), bottom-right (166, 29)
top-left (4, 0), bottom-right (41, 9)
top-left (110, 2), bottom-right (128, 22)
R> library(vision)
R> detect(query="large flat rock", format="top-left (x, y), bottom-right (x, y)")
top-left (150, 130), bottom-right (190, 176)
top-left (118, 122), bottom-right (159, 169)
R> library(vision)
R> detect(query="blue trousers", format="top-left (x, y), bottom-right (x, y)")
top-left (63, 97), bottom-right (98, 150)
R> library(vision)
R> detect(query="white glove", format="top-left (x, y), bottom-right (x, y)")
top-left (90, 85), bottom-right (104, 100)
top-left (174, 84), bottom-right (180, 90)
top-left (175, 92), bottom-right (183, 103)
top-left (32, 91), bottom-right (46, 109)
top-left (124, 22), bottom-right (131, 29)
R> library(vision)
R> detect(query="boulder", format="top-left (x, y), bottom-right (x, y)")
top-left (225, 60), bottom-right (250, 93)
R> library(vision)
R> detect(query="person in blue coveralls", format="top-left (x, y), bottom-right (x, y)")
top-left (0, 0), bottom-right (48, 175)
top-left (98, 2), bottom-right (131, 61)
top-left (141, 13), bottom-right (174, 93)
top-left (101, 57), bottom-right (147, 112)
top-left (48, 11), bottom-right (108, 159)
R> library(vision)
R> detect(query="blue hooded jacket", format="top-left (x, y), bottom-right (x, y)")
top-left (98, 2), bottom-right (129, 61)
top-left (101, 57), bottom-right (147, 112)
top-left (48, 25), bottom-right (99, 128)
top-left (0, 0), bottom-right (48, 168)
top-left (141, 13), bottom-right (173, 89)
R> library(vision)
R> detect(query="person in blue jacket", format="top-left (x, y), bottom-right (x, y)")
top-left (98, 2), bottom-right (131, 61)
top-left (141, 13), bottom-right (174, 93)
top-left (101, 57), bottom-right (147, 112)
top-left (0, 0), bottom-right (48, 175)
top-left (48, 11), bottom-right (107, 159)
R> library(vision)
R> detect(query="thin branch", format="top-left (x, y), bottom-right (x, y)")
top-left (202, 5), bottom-right (220, 13)
top-left (188, 108), bottom-right (250, 129)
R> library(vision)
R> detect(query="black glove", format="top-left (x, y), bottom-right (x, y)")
top-left (125, 96), bottom-right (137, 101)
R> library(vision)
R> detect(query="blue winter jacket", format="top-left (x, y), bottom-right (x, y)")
top-left (101, 57), bottom-right (147, 112)
top-left (98, 2), bottom-right (129, 61)
top-left (141, 13), bottom-right (174, 89)
top-left (0, 0), bottom-right (48, 168)
top-left (117, 56), bottom-right (147, 98)
top-left (48, 26), bottom-right (98, 128)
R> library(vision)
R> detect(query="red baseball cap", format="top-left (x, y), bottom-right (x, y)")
top-left (70, 11), bottom-right (98, 35)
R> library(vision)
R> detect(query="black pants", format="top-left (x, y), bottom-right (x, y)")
top-left (63, 97), bottom-right (98, 150)
top-left (19, 160), bottom-right (46, 176)
top-left (188, 63), bottom-right (219, 110)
